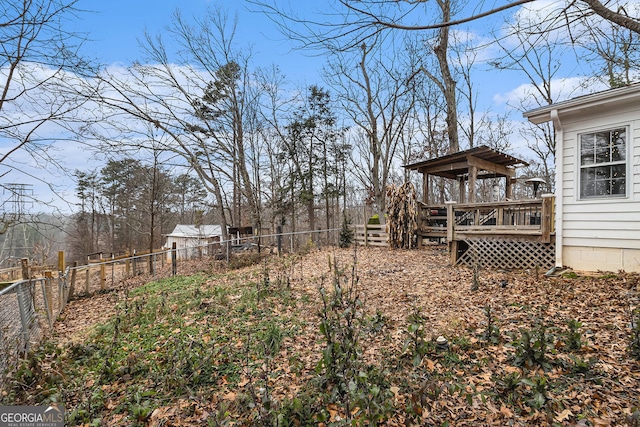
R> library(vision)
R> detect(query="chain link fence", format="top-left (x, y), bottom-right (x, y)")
top-left (0, 276), bottom-right (61, 383)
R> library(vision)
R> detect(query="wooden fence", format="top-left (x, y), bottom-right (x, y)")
top-left (353, 224), bottom-right (388, 247)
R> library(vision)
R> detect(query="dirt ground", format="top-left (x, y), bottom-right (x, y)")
top-left (49, 245), bottom-right (640, 425)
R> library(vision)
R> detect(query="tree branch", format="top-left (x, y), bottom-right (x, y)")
top-left (579, 0), bottom-right (640, 34)
top-left (340, 0), bottom-right (539, 31)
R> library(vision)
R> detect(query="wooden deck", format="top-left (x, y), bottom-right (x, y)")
top-left (418, 196), bottom-right (556, 269)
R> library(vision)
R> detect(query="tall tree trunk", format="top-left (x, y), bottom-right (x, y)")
top-left (435, 0), bottom-right (459, 153)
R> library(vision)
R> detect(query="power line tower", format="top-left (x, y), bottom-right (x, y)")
top-left (0, 183), bottom-right (34, 267)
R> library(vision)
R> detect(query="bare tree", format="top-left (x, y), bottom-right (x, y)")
top-left (578, 0), bottom-right (640, 34)
top-left (86, 7), bottom-right (267, 244)
top-left (574, 4), bottom-right (640, 88)
top-left (0, 0), bottom-right (92, 232)
top-left (491, 10), bottom-right (577, 187)
top-left (249, 0), bottom-right (537, 48)
top-left (324, 34), bottom-right (415, 214)
top-left (253, 65), bottom-right (297, 233)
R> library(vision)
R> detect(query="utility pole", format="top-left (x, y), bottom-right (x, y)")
top-left (0, 183), bottom-right (33, 267)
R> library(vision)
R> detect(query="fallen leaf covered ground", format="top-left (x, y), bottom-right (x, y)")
top-left (3, 245), bottom-right (640, 426)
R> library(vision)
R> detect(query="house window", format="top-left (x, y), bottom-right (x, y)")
top-left (579, 127), bottom-right (627, 199)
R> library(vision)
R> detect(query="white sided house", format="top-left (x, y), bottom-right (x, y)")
top-left (525, 83), bottom-right (640, 273)
top-left (164, 224), bottom-right (223, 261)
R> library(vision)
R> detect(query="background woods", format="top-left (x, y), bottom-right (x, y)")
top-left (2, 0), bottom-right (640, 265)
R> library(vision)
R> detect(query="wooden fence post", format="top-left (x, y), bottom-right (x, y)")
top-left (57, 251), bottom-right (65, 274)
top-left (21, 258), bottom-right (30, 280)
top-left (85, 267), bottom-right (90, 294)
top-left (99, 258), bottom-right (106, 290)
top-left (68, 261), bottom-right (78, 302)
top-left (44, 271), bottom-right (54, 322)
top-left (364, 224), bottom-right (369, 247)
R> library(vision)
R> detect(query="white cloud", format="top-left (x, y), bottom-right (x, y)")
top-left (492, 76), bottom-right (609, 110)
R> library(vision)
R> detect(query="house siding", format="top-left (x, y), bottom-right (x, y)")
top-left (559, 102), bottom-right (640, 272)
top-left (634, 119), bottom-right (640, 199)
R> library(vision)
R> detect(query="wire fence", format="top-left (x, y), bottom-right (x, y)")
top-left (0, 227), bottom-right (342, 389)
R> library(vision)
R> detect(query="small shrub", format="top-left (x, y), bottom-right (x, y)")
top-left (404, 308), bottom-right (433, 367)
top-left (569, 355), bottom-right (597, 375)
top-left (482, 305), bottom-right (501, 344)
top-left (493, 371), bottom-right (523, 405)
top-left (511, 323), bottom-right (553, 371)
top-left (315, 249), bottom-right (394, 424)
top-left (262, 322), bottom-right (284, 358)
top-left (366, 309), bottom-right (388, 333)
top-left (564, 319), bottom-right (584, 351)
top-left (521, 374), bottom-right (549, 410)
top-left (339, 214), bottom-right (354, 248)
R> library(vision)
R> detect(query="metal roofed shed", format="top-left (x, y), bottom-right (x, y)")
top-left (164, 224), bottom-right (223, 260)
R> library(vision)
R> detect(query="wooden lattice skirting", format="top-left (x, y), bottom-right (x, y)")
top-left (455, 238), bottom-right (555, 270)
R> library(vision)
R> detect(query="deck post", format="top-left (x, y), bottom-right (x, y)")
top-left (541, 194), bottom-right (553, 243)
top-left (423, 173), bottom-right (429, 204)
top-left (469, 165), bottom-right (477, 203)
top-left (417, 203), bottom-right (424, 247)
top-left (446, 201), bottom-right (457, 265)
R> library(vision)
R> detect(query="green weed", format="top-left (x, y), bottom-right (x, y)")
top-left (510, 323), bottom-right (554, 371)
top-left (404, 308), bottom-right (433, 367)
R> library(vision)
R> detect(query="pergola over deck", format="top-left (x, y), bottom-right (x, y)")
top-left (402, 146), bottom-right (555, 270)
top-left (404, 145), bottom-right (528, 203)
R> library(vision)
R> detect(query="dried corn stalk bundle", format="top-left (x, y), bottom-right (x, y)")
top-left (385, 182), bottom-right (418, 249)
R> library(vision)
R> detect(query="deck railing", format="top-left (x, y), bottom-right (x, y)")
top-left (418, 195), bottom-right (555, 244)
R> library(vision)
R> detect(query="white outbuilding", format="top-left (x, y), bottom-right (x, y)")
top-left (524, 83), bottom-right (640, 272)
top-left (164, 224), bottom-right (223, 260)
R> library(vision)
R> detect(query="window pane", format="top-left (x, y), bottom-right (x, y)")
top-left (594, 131), bottom-right (611, 163)
top-left (580, 168), bottom-right (595, 198)
top-left (580, 134), bottom-right (595, 165)
top-left (611, 128), bottom-right (626, 161)
top-left (612, 178), bottom-right (626, 195)
top-left (611, 164), bottom-right (626, 195)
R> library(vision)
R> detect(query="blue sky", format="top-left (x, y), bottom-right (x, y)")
top-left (69, 0), bottom-right (558, 134)
top-left (74, 0), bottom-right (326, 84)
top-left (70, 0), bottom-right (537, 106)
